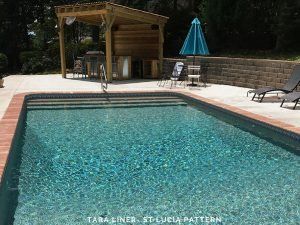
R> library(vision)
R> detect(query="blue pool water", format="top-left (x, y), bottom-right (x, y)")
top-left (1, 97), bottom-right (300, 224)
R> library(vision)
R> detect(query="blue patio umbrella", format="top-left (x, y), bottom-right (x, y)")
top-left (180, 18), bottom-right (209, 63)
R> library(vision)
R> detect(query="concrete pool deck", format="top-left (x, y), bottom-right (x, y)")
top-left (0, 74), bottom-right (299, 128)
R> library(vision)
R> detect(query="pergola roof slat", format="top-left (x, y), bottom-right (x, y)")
top-left (55, 1), bottom-right (168, 25)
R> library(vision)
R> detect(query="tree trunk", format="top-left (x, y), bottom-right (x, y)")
top-left (173, 0), bottom-right (177, 11)
top-left (188, 0), bottom-right (194, 10)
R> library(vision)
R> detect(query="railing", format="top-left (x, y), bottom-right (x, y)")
top-left (99, 64), bottom-right (108, 91)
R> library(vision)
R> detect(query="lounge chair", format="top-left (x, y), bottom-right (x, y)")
top-left (280, 92), bottom-right (300, 109)
top-left (158, 62), bottom-right (185, 87)
top-left (170, 62), bottom-right (185, 88)
top-left (248, 65), bottom-right (300, 102)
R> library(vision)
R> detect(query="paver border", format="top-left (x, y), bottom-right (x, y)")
top-left (0, 90), bottom-right (299, 181)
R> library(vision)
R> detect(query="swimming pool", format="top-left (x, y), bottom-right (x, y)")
top-left (0, 93), bottom-right (299, 224)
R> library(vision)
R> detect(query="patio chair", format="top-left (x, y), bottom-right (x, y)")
top-left (187, 65), bottom-right (205, 87)
top-left (158, 62), bottom-right (185, 87)
top-left (280, 92), bottom-right (300, 110)
top-left (170, 62), bottom-right (186, 88)
top-left (248, 65), bottom-right (300, 102)
top-left (72, 59), bottom-right (83, 78)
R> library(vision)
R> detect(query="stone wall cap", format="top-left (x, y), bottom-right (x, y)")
top-left (185, 56), bottom-right (300, 64)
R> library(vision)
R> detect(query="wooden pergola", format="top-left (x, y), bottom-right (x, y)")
top-left (55, 2), bottom-right (169, 81)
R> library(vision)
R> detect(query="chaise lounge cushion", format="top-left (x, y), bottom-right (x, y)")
top-left (280, 92), bottom-right (300, 109)
top-left (281, 92), bottom-right (300, 102)
top-left (250, 86), bottom-right (290, 95)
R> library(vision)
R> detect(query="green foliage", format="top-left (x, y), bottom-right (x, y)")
top-left (20, 50), bottom-right (59, 74)
top-left (205, 0), bottom-right (277, 51)
top-left (20, 51), bottom-right (44, 74)
top-left (19, 51), bottom-right (39, 65)
top-left (29, 17), bottom-right (58, 50)
top-left (64, 39), bottom-right (98, 68)
top-left (1, 0), bottom-right (300, 73)
top-left (76, 39), bottom-right (98, 57)
top-left (204, 0), bottom-right (300, 53)
top-left (275, 0), bottom-right (300, 51)
top-left (19, 39), bottom-right (99, 74)
top-left (0, 53), bottom-right (8, 76)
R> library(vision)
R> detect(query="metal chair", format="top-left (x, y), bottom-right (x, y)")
top-left (187, 65), bottom-right (205, 87)
top-left (72, 59), bottom-right (83, 78)
top-left (170, 62), bottom-right (185, 88)
top-left (158, 62), bottom-right (186, 88)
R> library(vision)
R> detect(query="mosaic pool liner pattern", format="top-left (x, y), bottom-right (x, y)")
top-left (0, 91), bottom-right (299, 225)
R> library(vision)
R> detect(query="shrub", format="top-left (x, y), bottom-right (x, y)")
top-left (19, 39), bottom-right (99, 74)
top-left (46, 42), bottom-right (60, 69)
top-left (21, 59), bottom-right (44, 74)
top-left (45, 41), bottom-right (97, 71)
top-left (20, 51), bottom-right (58, 74)
top-left (19, 51), bottom-right (39, 65)
top-left (0, 53), bottom-right (8, 76)
top-left (20, 51), bottom-right (45, 74)
top-left (79, 38), bottom-right (98, 54)
top-left (65, 41), bottom-right (98, 68)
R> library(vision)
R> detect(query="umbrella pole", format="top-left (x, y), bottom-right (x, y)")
top-left (191, 55), bottom-right (195, 86)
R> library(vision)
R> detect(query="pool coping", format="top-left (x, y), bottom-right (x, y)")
top-left (0, 90), bottom-right (300, 180)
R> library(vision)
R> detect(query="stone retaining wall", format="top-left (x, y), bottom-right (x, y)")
top-left (163, 56), bottom-right (300, 90)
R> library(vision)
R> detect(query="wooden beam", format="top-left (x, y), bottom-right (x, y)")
top-left (76, 17), bottom-right (101, 26)
top-left (55, 2), bottom-right (106, 13)
top-left (114, 43), bottom-right (158, 49)
top-left (158, 24), bottom-right (164, 77)
top-left (58, 17), bottom-right (66, 78)
top-left (108, 3), bottom-right (168, 24)
top-left (105, 14), bottom-right (115, 82)
top-left (56, 9), bottom-right (108, 18)
top-left (114, 11), bottom-right (158, 25)
top-left (117, 24), bottom-right (152, 31)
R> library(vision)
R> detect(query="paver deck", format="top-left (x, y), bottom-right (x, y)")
top-left (0, 74), bottom-right (299, 127)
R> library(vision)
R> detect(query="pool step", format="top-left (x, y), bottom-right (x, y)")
top-left (27, 102), bottom-right (187, 110)
top-left (27, 96), bottom-right (180, 103)
top-left (27, 96), bottom-right (187, 110)
top-left (27, 98), bottom-right (184, 107)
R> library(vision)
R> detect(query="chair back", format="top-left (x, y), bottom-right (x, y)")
top-left (172, 62), bottom-right (184, 77)
top-left (74, 60), bottom-right (82, 68)
top-left (187, 65), bottom-right (201, 75)
top-left (283, 65), bottom-right (300, 91)
top-left (73, 60), bottom-right (83, 73)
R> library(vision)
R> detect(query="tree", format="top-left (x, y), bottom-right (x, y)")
top-left (1, 0), bottom-right (300, 72)
top-left (275, 0), bottom-right (300, 51)
top-left (0, 0), bottom-right (35, 71)
top-left (203, 0), bottom-right (300, 52)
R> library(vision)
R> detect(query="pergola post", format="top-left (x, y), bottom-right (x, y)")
top-left (58, 17), bottom-right (66, 78)
top-left (104, 14), bottom-right (115, 82)
top-left (105, 28), bottom-right (112, 82)
top-left (158, 24), bottom-right (165, 76)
